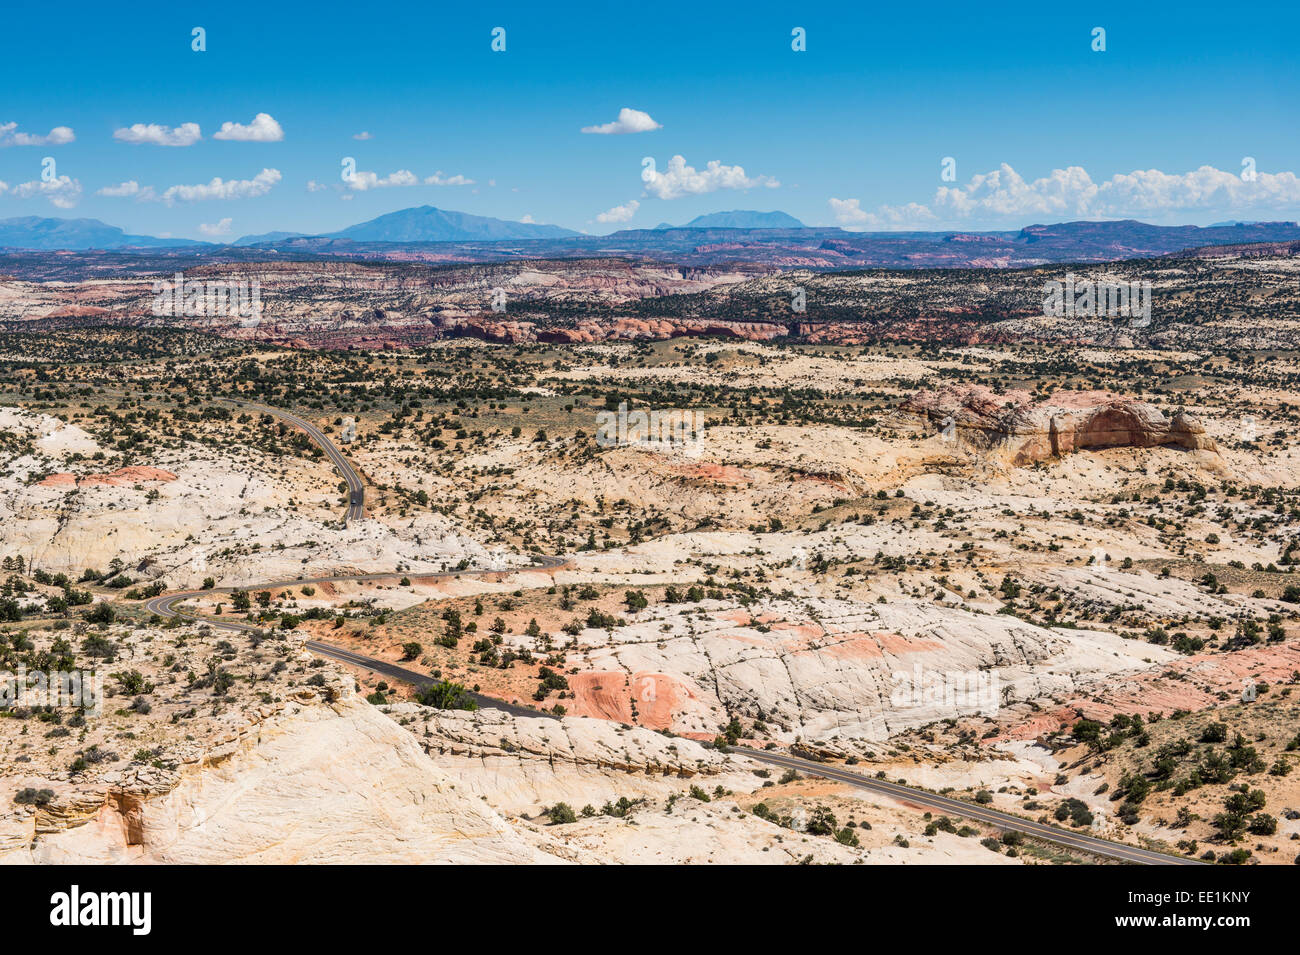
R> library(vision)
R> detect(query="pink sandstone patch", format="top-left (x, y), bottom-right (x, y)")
top-left (39, 466), bottom-right (177, 488)
top-left (567, 671), bottom-right (635, 724)
top-left (992, 642), bottom-right (1300, 742)
top-left (630, 671), bottom-right (697, 730)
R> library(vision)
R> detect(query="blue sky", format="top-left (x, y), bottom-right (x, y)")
top-left (1, 0), bottom-right (1297, 240)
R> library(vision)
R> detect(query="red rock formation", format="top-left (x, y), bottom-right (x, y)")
top-left (438, 314), bottom-right (790, 345)
top-left (899, 385), bottom-right (1218, 465)
top-left (39, 466), bottom-right (178, 487)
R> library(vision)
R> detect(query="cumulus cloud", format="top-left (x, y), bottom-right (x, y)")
top-left (0, 122), bottom-right (75, 147)
top-left (642, 155), bottom-right (778, 200)
top-left (113, 122), bottom-right (202, 146)
top-left (581, 107), bottom-right (662, 135)
top-left (212, 112), bottom-right (284, 142)
top-left (1091, 166), bottom-right (1300, 216)
top-left (424, 171), bottom-right (474, 186)
top-left (198, 217), bottom-right (234, 237)
top-left (352, 131), bottom-right (373, 140)
top-left (306, 180), bottom-right (327, 192)
top-left (345, 168), bottom-right (418, 191)
top-left (596, 199), bottom-right (639, 223)
top-left (160, 168), bottom-right (282, 204)
top-left (831, 163), bottom-right (1300, 230)
top-left (96, 180), bottom-right (156, 199)
top-left (828, 197), bottom-right (936, 230)
top-left (11, 175), bottom-right (82, 208)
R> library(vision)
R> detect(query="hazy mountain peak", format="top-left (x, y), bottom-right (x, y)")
top-left (327, 205), bottom-right (579, 242)
top-left (0, 215), bottom-right (208, 250)
top-left (677, 210), bottom-right (806, 229)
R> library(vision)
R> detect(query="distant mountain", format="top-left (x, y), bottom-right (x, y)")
top-left (660, 210), bottom-right (806, 230)
top-left (326, 205), bottom-right (579, 242)
top-left (233, 230), bottom-right (304, 247)
top-left (0, 216), bottom-right (209, 250)
top-left (1207, 220), bottom-right (1287, 228)
top-left (5, 215), bottom-right (1299, 270)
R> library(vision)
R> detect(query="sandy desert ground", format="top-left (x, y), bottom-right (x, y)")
top-left (0, 328), bottom-right (1296, 864)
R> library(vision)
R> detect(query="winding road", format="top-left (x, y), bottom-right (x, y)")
top-left (142, 400), bottom-right (1199, 866)
top-left (223, 399), bottom-right (365, 522)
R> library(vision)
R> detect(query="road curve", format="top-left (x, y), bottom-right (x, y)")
top-left (142, 401), bottom-right (1197, 866)
top-left (223, 398), bottom-right (364, 523)
top-left (144, 557), bottom-right (568, 719)
top-left (147, 576), bottom-right (1196, 865)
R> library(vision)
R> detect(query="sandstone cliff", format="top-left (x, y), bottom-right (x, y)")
top-left (3, 696), bottom-right (550, 864)
top-left (899, 385), bottom-right (1218, 467)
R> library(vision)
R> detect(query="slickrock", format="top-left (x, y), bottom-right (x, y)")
top-left (523, 596), bottom-right (1172, 743)
top-left (397, 704), bottom-right (733, 775)
top-left (5, 698), bottom-right (550, 865)
top-left (386, 704), bottom-right (759, 814)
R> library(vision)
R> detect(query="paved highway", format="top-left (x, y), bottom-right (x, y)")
top-left (147, 579), bottom-right (1196, 864)
top-left (729, 747), bottom-right (1201, 865)
top-left (140, 400), bottom-right (1198, 866)
top-left (222, 398), bottom-right (365, 523)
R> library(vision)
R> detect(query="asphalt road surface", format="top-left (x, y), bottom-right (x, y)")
top-left (140, 401), bottom-right (1199, 866)
top-left (729, 747), bottom-right (1201, 866)
top-left (223, 398), bottom-right (365, 523)
top-left (143, 559), bottom-right (569, 719)
top-left (147, 577), bottom-right (1197, 865)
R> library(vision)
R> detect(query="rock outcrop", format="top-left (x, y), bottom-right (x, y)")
top-left (4, 698), bottom-right (550, 864)
top-left (900, 385), bottom-right (1218, 465)
top-left (521, 595), bottom-right (1171, 744)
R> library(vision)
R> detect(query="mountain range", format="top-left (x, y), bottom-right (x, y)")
top-left (0, 216), bottom-right (209, 251)
top-left (2, 211), bottom-right (1300, 274)
top-left (0, 207), bottom-right (806, 251)
top-left (323, 205), bottom-right (580, 243)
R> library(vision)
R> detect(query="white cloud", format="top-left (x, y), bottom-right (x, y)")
top-left (0, 181), bottom-right (7, 195)
top-left (160, 167), bottom-right (282, 203)
top-left (596, 199), bottom-right (639, 223)
top-left (11, 175), bottom-right (82, 208)
top-left (0, 122), bottom-right (75, 147)
top-left (828, 197), bottom-right (936, 230)
top-left (832, 163), bottom-right (1300, 230)
top-left (424, 171), bottom-right (474, 186)
top-left (581, 107), bottom-right (662, 135)
top-left (96, 180), bottom-right (157, 199)
top-left (933, 163), bottom-right (1300, 222)
top-left (345, 168), bottom-right (418, 191)
top-left (198, 217), bottom-right (234, 237)
top-left (352, 131), bottom-right (373, 140)
top-left (828, 197), bottom-right (869, 226)
top-left (642, 155), bottom-right (778, 200)
top-left (306, 180), bottom-right (327, 192)
top-left (932, 164), bottom-right (1097, 219)
top-left (113, 122), bottom-right (202, 146)
top-left (212, 112), bottom-right (284, 142)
